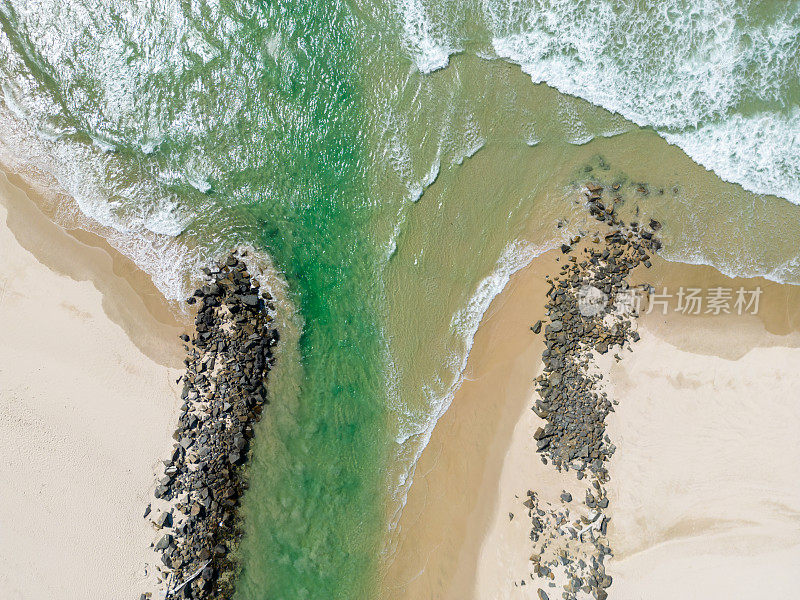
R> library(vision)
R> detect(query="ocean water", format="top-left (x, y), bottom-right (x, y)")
top-left (0, 1), bottom-right (799, 598)
top-left (487, 0), bottom-right (800, 204)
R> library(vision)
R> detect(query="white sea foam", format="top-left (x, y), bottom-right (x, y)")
top-left (396, 0), bottom-right (455, 74)
top-left (266, 35), bottom-right (281, 60)
top-left (447, 240), bottom-right (554, 359)
top-left (487, 0), bottom-right (800, 205)
top-left (660, 244), bottom-right (800, 287)
top-left (90, 135), bottom-right (117, 153)
top-left (0, 0), bottom-right (208, 269)
top-left (452, 116), bottom-right (486, 165)
top-left (140, 139), bottom-right (161, 155)
top-left (766, 254), bottom-right (800, 286)
top-left (381, 211), bottom-right (407, 265)
top-left (186, 173), bottom-right (212, 194)
top-left (557, 96), bottom-right (595, 146)
top-left (0, 81), bottom-right (29, 123)
top-left (523, 122), bottom-right (541, 147)
top-left (408, 153), bottom-right (441, 202)
top-left (387, 238), bottom-right (562, 530)
top-left (0, 91), bottom-right (199, 299)
top-left (663, 110), bottom-right (800, 205)
top-left (454, 138), bottom-right (484, 164)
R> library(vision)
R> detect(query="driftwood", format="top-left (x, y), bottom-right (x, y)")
top-left (164, 560), bottom-right (211, 599)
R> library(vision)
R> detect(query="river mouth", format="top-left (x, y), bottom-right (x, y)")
top-left (1, 1), bottom-right (799, 599)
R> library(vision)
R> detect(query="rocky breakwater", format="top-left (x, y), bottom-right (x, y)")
top-left (142, 253), bottom-right (279, 600)
top-left (523, 180), bottom-right (661, 600)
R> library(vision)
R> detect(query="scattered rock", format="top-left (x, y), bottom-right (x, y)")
top-left (522, 175), bottom-right (661, 600)
top-left (154, 511), bottom-right (172, 529)
top-left (155, 534), bottom-right (173, 551)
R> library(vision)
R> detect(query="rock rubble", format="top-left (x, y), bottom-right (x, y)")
top-left (142, 252), bottom-right (278, 600)
top-left (525, 179), bottom-right (662, 599)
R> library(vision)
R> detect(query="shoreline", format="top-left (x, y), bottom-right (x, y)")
top-left (3, 159), bottom-right (799, 599)
top-left (383, 188), bottom-right (800, 598)
top-left (380, 247), bottom-right (558, 599)
top-left (0, 169), bottom-right (186, 598)
top-left (0, 167), bottom-right (282, 600)
top-left (0, 168), bottom-right (189, 365)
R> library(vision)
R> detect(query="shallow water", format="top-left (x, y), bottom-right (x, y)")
top-left (0, 0), bottom-right (798, 598)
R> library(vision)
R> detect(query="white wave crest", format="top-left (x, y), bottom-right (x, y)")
top-left (408, 153), bottom-right (441, 202)
top-left (452, 116), bottom-right (486, 165)
top-left (386, 238), bottom-right (561, 532)
top-left (663, 110), bottom-right (800, 205)
top-left (660, 244), bottom-right (800, 287)
top-left (396, 0), bottom-right (455, 74)
top-left (487, 0), bottom-right (800, 205)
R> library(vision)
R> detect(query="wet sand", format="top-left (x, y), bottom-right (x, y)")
top-left (383, 248), bottom-right (800, 599)
top-left (0, 169), bottom-right (186, 599)
top-left (381, 248), bottom-right (560, 599)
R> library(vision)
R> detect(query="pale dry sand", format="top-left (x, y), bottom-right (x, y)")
top-left (384, 247), bottom-right (800, 600)
top-left (603, 319), bottom-right (800, 599)
top-left (0, 170), bottom-right (186, 600)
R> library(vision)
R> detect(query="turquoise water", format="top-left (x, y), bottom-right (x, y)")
top-left (229, 4), bottom-right (391, 597)
top-left (1, 1), bottom-right (799, 598)
top-left (1, 1), bottom-right (392, 596)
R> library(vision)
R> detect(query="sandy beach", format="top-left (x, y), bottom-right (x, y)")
top-left (603, 324), bottom-right (800, 599)
top-left (4, 2), bottom-right (800, 598)
top-left (0, 170), bottom-right (186, 599)
top-left (381, 248), bottom-right (558, 599)
top-left (602, 258), bottom-right (800, 599)
top-left (383, 246), bottom-right (800, 599)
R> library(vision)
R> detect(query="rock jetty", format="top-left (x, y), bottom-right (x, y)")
top-left (524, 179), bottom-right (662, 599)
top-left (142, 252), bottom-right (278, 600)
top-left (533, 228), bottom-right (657, 477)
